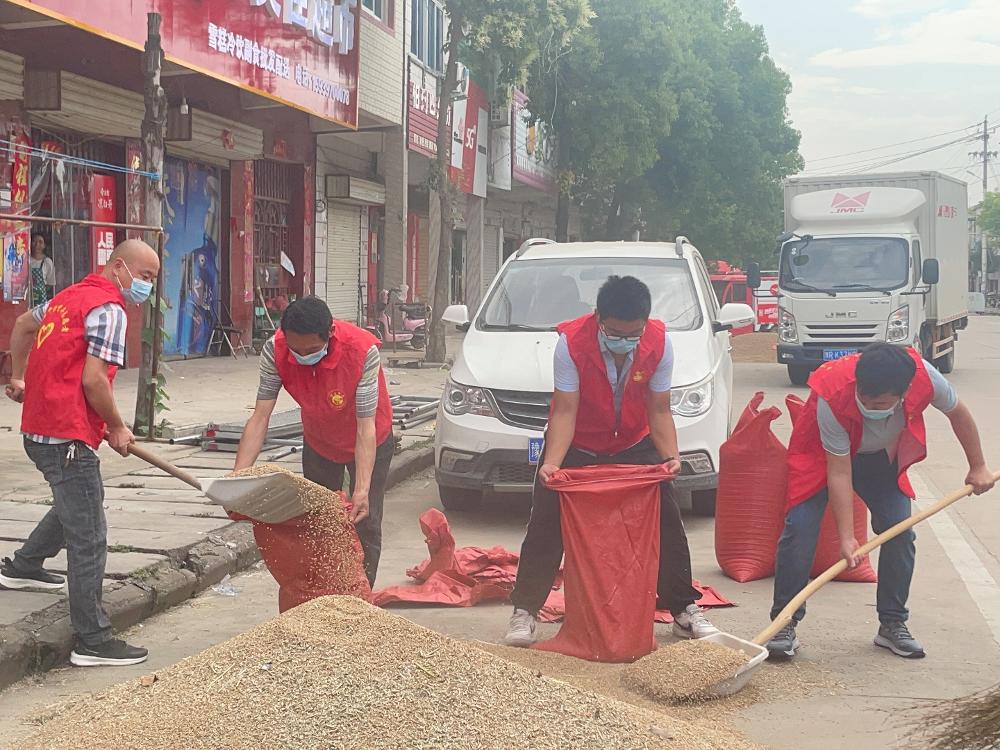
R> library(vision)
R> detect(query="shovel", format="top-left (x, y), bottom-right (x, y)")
top-left (126, 443), bottom-right (309, 523)
top-left (700, 470), bottom-right (1000, 699)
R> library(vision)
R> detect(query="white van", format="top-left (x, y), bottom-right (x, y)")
top-left (435, 239), bottom-right (754, 515)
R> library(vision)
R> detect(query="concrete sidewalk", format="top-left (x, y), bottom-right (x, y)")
top-left (0, 350), bottom-right (448, 689)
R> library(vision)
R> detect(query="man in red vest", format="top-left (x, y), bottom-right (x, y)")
top-left (2, 239), bottom-right (159, 667)
top-left (235, 296), bottom-right (394, 585)
top-left (768, 343), bottom-right (994, 660)
top-left (505, 275), bottom-right (718, 647)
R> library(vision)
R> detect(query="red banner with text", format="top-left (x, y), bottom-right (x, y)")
top-left (90, 174), bottom-right (117, 272)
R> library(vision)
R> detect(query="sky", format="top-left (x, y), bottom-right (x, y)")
top-left (737, 0), bottom-right (1000, 204)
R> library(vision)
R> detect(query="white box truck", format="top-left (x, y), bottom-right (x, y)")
top-left (749, 172), bottom-right (969, 385)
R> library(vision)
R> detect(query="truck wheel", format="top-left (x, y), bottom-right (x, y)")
top-left (787, 364), bottom-right (811, 386)
top-left (438, 486), bottom-right (483, 512)
top-left (691, 489), bottom-right (717, 517)
top-left (934, 343), bottom-right (955, 374)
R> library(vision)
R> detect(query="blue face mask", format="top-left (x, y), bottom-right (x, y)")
top-left (599, 331), bottom-right (639, 356)
top-left (855, 392), bottom-right (899, 421)
top-left (292, 346), bottom-right (328, 366)
top-left (119, 261), bottom-right (153, 305)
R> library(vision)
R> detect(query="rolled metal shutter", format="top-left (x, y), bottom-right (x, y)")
top-left (326, 203), bottom-right (362, 322)
top-left (482, 222), bottom-right (501, 298)
top-left (0, 51), bottom-right (23, 100)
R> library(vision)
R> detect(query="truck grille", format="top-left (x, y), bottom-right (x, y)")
top-left (489, 389), bottom-right (551, 431)
top-left (802, 323), bottom-right (880, 341)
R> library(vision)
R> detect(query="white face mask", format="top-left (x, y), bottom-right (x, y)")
top-left (855, 392), bottom-right (900, 420)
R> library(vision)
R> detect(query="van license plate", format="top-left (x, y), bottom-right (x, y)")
top-left (528, 437), bottom-right (544, 465)
top-left (823, 348), bottom-right (857, 361)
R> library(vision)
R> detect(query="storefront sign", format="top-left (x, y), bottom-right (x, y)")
top-left (512, 90), bottom-right (556, 192)
top-left (10, 0), bottom-right (360, 128)
top-left (2, 227), bottom-right (29, 302)
top-left (90, 175), bottom-right (117, 271)
top-left (407, 62), bottom-right (442, 159)
top-left (10, 132), bottom-right (29, 211)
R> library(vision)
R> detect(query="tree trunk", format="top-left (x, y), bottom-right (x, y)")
top-left (556, 190), bottom-right (570, 242)
top-left (604, 189), bottom-right (623, 241)
top-left (425, 13), bottom-right (465, 364)
top-left (133, 13), bottom-right (167, 436)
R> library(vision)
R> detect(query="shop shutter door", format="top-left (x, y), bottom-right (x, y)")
top-left (0, 51), bottom-right (23, 100)
top-left (483, 223), bottom-right (501, 298)
top-left (326, 203), bottom-right (362, 322)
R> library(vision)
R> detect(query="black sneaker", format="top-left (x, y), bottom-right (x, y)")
top-left (70, 639), bottom-right (149, 667)
top-left (0, 556), bottom-right (65, 591)
top-left (874, 621), bottom-right (925, 659)
top-left (766, 622), bottom-right (800, 660)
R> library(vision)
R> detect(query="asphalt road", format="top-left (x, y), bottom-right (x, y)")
top-left (2, 317), bottom-right (999, 749)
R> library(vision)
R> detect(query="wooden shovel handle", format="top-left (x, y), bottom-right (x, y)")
top-left (754, 471), bottom-right (1000, 646)
top-left (126, 443), bottom-right (203, 491)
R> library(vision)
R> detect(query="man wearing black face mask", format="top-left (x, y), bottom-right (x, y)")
top-left (768, 342), bottom-right (995, 661)
top-left (235, 296), bottom-right (394, 586)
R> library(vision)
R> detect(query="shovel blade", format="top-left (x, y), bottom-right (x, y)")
top-left (698, 632), bottom-right (769, 699)
top-left (201, 473), bottom-right (308, 524)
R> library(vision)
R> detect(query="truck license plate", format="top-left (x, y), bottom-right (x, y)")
top-left (823, 348), bottom-right (857, 361)
top-left (528, 437), bottom-right (544, 465)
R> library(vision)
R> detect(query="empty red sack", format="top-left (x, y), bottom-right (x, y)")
top-left (786, 395), bottom-right (877, 583)
top-left (715, 392), bottom-right (787, 582)
top-left (532, 464), bottom-right (672, 663)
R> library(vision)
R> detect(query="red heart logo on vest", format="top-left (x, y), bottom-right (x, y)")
top-left (36, 322), bottom-right (55, 349)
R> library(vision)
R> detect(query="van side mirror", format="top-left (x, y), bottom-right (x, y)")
top-left (442, 304), bottom-right (471, 329)
top-left (922, 258), bottom-right (939, 285)
top-left (746, 262), bottom-right (761, 290)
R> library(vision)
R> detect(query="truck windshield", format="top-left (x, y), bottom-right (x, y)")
top-left (478, 257), bottom-right (703, 332)
top-left (780, 237), bottom-right (909, 294)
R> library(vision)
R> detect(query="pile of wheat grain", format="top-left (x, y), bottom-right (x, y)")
top-left (623, 640), bottom-right (750, 704)
top-left (12, 597), bottom-right (762, 750)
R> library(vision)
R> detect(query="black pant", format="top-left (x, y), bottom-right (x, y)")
top-left (510, 437), bottom-right (700, 616)
top-left (302, 436), bottom-right (394, 587)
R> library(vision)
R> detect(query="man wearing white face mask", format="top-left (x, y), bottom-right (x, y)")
top-left (235, 296), bottom-right (394, 586)
top-left (2, 239), bottom-right (159, 667)
top-left (768, 343), bottom-right (995, 661)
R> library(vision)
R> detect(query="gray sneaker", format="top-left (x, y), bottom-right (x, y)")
top-left (765, 623), bottom-right (800, 660)
top-left (874, 621), bottom-right (925, 659)
top-left (503, 608), bottom-right (537, 648)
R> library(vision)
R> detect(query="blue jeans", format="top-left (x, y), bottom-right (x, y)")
top-left (770, 450), bottom-right (916, 626)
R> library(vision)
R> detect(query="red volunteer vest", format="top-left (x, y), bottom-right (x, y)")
top-left (273, 322), bottom-right (393, 463)
top-left (21, 274), bottom-right (125, 448)
top-left (786, 348), bottom-right (934, 509)
top-left (555, 313), bottom-right (666, 455)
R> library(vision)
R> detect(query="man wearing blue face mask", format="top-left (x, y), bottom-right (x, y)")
top-left (505, 275), bottom-right (718, 648)
top-left (768, 343), bottom-right (995, 661)
top-left (2, 239), bottom-right (159, 667)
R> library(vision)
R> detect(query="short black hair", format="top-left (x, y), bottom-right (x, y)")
top-left (856, 343), bottom-right (917, 396)
top-left (280, 296), bottom-right (333, 339)
top-left (596, 276), bottom-right (652, 322)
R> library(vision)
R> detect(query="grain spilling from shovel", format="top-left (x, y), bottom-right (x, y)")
top-left (623, 640), bottom-right (750, 703)
top-left (10, 597), bottom-right (764, 750)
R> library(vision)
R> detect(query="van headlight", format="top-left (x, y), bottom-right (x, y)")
top-left (671, 375), bottom-right (714, 418)
top-left (443, 379), bottom-right (497, 417)
top-left (887, 305), bottom-right (909, 343)
top-left (778, 308), bottom-right (798, 343)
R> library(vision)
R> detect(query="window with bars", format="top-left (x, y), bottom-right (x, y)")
top-left (410, 0), bottom-right (444, 73)
top-left (362, 0), bottom-right (389, 23)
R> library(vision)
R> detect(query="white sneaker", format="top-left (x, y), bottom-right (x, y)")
top-left (503, 608), bottom-right (537, 647)
top-left (672, 604), bottom-right (720, 639)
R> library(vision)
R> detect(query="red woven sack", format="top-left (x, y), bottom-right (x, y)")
top-left (231, 492), bottom-right (372, 612)
top-left (786, 395), bottom-right (877, 583)
top-left (715, 392), bottom-right (786, 582)
top-left (532, 464), bottom-right (672, 663)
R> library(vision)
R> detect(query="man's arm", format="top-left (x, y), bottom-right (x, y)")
top-left (826, 451), bottom-right (860, 567)
top-left (234, 399), bottom-right (278, 471)
top-left (945, 400), bottom-right (996, 494)
top-left (350, 416), bottom-right (377, 524)
top-left (647, 390), bottom-right (682, 475)
top-left (81, 355), bottom-right (133, 456)
top-left (540, 389), bottom-right (580, 484)
top-left (4, 310), bottom-right (39, 401)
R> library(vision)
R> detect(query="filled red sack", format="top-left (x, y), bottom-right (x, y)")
top-left (532, 464), bottom-right (673, 663)
top-left (786, 395), bottom-right (878, 583)
top-left (715, 392), bottom-right (787, 582)
top-left (231, 491), bottom-right (372, 612)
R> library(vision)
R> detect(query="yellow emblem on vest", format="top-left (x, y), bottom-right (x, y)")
top-left (329, 391), bottom-right (346, 409)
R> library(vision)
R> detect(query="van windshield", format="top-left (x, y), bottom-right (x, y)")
top-left (780, 237), bottom-right (909, 293)
top-left (477, 257), bottom-right (703, 332)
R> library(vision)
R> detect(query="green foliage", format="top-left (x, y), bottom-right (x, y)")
top-left (133, 295), bottom-right (171, 437)
top-left (978, 193), bottom-right (1000, 243)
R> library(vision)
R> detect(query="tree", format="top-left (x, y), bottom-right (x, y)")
top-left (425, 0), bottom-right (590, 363)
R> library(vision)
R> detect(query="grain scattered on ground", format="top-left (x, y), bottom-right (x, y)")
top-left (622, 639), bottom-right (750, 703)
top-left (10, 597), bottom-right (764, 750)
top-left (731, 332), bottom-right (778, 364)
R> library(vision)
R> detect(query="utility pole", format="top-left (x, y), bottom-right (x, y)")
top-left (971, 116), bottom-right (996, 294)
top-left (134, 12), bottom-right (167, 436)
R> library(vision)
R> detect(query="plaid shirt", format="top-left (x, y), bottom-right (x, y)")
top-left (24, 300), bottom-right (127, 445)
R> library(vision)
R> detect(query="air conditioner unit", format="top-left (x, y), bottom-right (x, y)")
top-left (489, 102), bottom-right (509, 127)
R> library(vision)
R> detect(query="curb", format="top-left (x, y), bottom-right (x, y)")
top-left (0, 445), bottom-right (435, 692)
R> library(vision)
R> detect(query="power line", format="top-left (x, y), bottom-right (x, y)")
top-left (848, 133), bottom-right (981, 174)
top-left (807, 122), bottom-right (983, 164)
